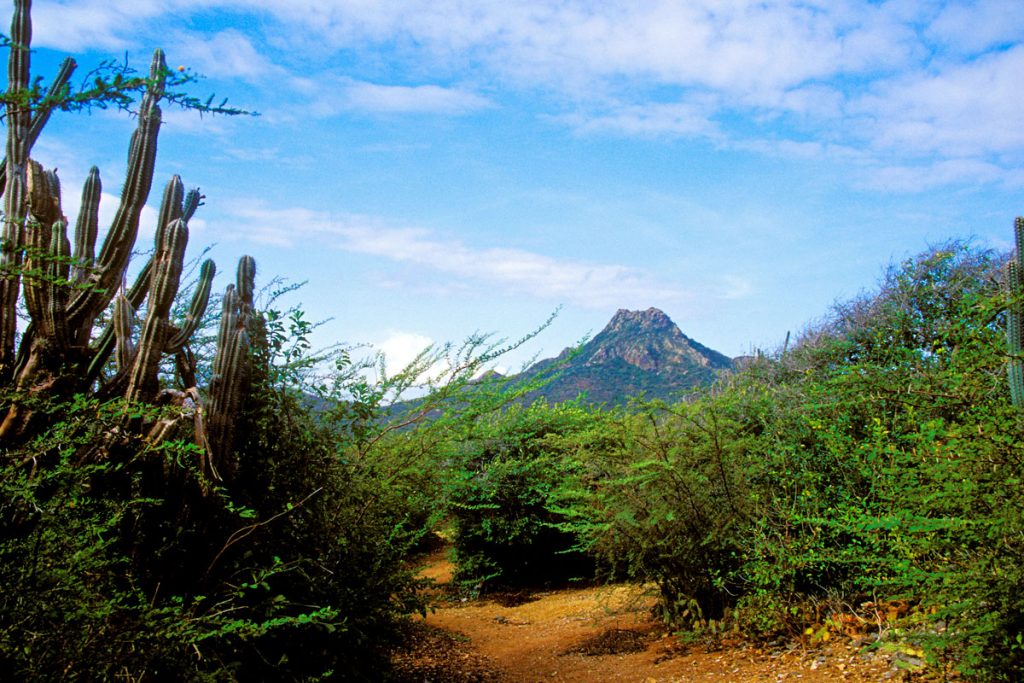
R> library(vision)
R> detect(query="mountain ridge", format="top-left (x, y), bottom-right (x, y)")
top-left (520, 307), bottom-right (733, 405)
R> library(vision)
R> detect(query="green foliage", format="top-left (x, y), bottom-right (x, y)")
top-left (0, 302), bottom-right (460, 680)
top-left (444, 401), bottom-right (599, 591)
top-left (556, 384), bottom-right (773, 624)
top-left (549, 241), bottom-right (1024, 680)
top-left (0, 394), bottom-right (299, 681)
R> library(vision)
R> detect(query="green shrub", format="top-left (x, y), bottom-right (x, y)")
top-left (444, 401), bottom-right (598, 591)
top-left (558, 242), bottom-right (1024, 681)
top-left (0, 311), bottom-right (436, 680)
top-left (560, 387), bottom-right (769, 624)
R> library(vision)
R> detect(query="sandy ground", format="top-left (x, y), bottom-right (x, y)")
top-left (390, 549), bottom-right (909, 683)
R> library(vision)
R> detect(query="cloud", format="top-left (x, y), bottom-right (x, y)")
top-left (312, 80), bottom-right (494, 116)
top-left (374, 331), bottom-right (434, 374)
top-left (561, 99), bottom-right (720, 138)
top-left (170, 29), bottom-right (290, 84)
top-left (859, 159), bottom-right (1023, 192)
top-left (27, 0), bottom-right (1024, 191)
top-left (853, 44), bottom-right (1024, 159)
top-left (717, 274), bottom-right (754, 301)
top-left (926, 0), bottom-right (1024, 55)
top-left (338, 225), bottom-right (687, 308)
top-left (31, 0), bottom-right (157, 51)
top-left (220, 201), bottom-right (691, 309)
top-left (230, 1), bottom-right (913, 97)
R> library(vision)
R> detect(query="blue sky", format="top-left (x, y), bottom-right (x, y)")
top-left (11, 0), bottom-right (1024, 377)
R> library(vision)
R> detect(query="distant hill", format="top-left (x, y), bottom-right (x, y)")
top-left (519, 307), bottom-right (733, 406)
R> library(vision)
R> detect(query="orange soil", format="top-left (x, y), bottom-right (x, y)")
top-left (399, 548), bottom-right (901, 683)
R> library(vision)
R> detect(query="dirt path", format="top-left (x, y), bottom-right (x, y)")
top-left (391, 549), bottom-right (901, 683)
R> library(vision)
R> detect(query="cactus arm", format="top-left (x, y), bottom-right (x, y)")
top-left (165, 258), bottom-right (215, 354)
top-left (207, 325), bottom-right (250, 469)
top-left (175, 346), bottom-right (198, 390)
top-left (21, 161), bottom-right (60, 339)
top-left (85, 258), bottom-right (152, 387)
top-left (22, 165), bottom-right (70, 350)
top-left (183, 188), bottom-right (203, 222)
top-left (154, 175), bottom-right (184, 247)
top-left (67, 49), bottom-right (167, 329)
top-left (125, 217), bottom-right (189, 403)
top-left (43, 220), bottom-right (71, 351)
top-left (236, 255), bottom-right (256, 308)
top-left (212, 285), bottom-right (238, 379)
top-left (71, 166), bottom-right (101, 286)
top-left (112, 290), bottom-right (136, 372)
top-left (205, 256), bottom-right (257, 471)
top-left (0, 56), bottom-right (77, 199)
top-left (0, 0), bottom-right (33, 378)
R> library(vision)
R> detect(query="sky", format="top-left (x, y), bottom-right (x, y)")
top-left (8, 0), bottom-right (1024, 378)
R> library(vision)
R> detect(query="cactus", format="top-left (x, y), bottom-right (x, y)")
top-left (65, 48), bottom-right (165, 331)
top-left (1008, 217), bottom-right (1024, 409)
top-left (125, 217), bottom-right (190, 403)
top-left (205, 257), bottom-right (257, 473)
top-left (165, 258), bottom-right (216, 354)
top-left (0, 0), bottom-right (32, 377)
top-left (0, 0), bottom-right (255, 475)
top-left (112, 289), bottom-right (135, 373)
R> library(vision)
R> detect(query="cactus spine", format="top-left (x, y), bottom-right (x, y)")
top-left (1008, 217), bottom-right (1024, 409)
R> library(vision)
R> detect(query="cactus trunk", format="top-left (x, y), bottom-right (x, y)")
top-left (1008, 217), bottom-right (1024, 409)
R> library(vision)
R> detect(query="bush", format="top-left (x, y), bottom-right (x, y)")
top-left (559, 386), bottom-right (771, 624)
top-left (559, 243), bottom-right (1024, 680)
top-left (444, 401), bottom-right (598, 591)
top-left (0, 309), bottom-right (438, 680)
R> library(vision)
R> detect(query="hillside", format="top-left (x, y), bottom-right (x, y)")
top-left (520, 307), bottom-right (733, 405)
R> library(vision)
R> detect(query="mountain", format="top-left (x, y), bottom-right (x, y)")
top-left (520, 307), bottom-right (733, 406)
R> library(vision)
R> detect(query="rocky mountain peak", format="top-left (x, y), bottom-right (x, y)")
top-left (519, 307), bottom-right (734, 405)
top-left (605, 307), bottom-right (675, 333)
top-left (584, 308), bottom-right (731, 373)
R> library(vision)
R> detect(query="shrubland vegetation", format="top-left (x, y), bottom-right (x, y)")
top-left (2, 1), bottom-right (1023, 680)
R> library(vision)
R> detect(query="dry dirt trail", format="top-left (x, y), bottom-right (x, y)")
top-left (391, 548), bottom-right (902, 683)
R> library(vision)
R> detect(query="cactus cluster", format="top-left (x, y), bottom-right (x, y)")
top-left (0, 0), bottom-right (253, 475)
top-left (1007, 217), bottom-right (1024, 409)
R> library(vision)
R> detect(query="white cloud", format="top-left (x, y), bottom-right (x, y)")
top-left (170, 29), bottom-right (290, 84)
top-left (926, 0), bottom-right (1024, 55)
top-left (562, 99), bottom-right (720, 138)
top-left (26, 0), bottom-right (1024, 191)
top-left (374, 331), bottom-right (434, 374)
top-left (854, 45), bottom-right (1024, 158)
top-left (338, 224), bottom-right (687, 308)
top-left (315, 80), bottom-right (494, 116)
top-left (31, 0), bottom-right (153, 51)
top-left (717, 274), bottom-right (754, 301)
top-left (860, 159), bottom-right (1022, 192)
top-left (220, 201), bottom-right (691, 309)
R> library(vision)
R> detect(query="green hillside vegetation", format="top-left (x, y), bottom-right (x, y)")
top-left (2, 3), bottom-right (1023, 680)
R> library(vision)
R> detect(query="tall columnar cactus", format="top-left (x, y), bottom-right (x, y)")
top-left (0, 0), bottom-right (255, 474)
top-left (205, 256), bottom-right (257, 475)
top-left (1007, 217), bottom-right (1024, 409)
top-left (0, 0), bottom-right (32, 378)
